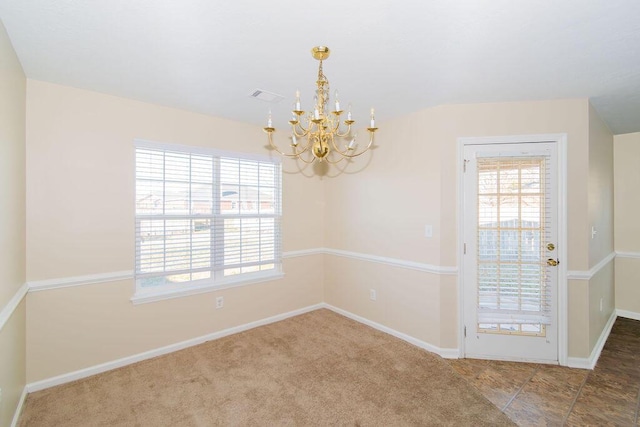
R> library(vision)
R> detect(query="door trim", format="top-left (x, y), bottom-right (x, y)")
top-left (457, 134), bottom-right (568, 366)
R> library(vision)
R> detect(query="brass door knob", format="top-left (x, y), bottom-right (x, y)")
top-left (547, 258), bottom-right (559, 266)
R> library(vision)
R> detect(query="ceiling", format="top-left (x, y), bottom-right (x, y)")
top-left (1, 0), bottom-right (639, 134)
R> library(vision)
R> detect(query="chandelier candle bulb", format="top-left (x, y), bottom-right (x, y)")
top-left (267, 110), bottom-right (273, 128)
top-left (370, 108), bottom-right (375, 128)
top-left (348, 136), bottom-right (357, 150)
top-left (295, 90), bottom-right (301, 111)
top-left (347, 104), bottom-right (352, 121)
top-left (334, 90), bottom-right (340, 112)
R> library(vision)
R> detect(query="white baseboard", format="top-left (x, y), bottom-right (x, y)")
top-left (322, 303), bottom-right (459, 359)
top-left (438, 348), bottom-right (461, 359)
top-left (616, 309), bottom-right (640, 321)
top-left (25, 302), bottom-right (457, 396)
top-left (564, 357), bottom-right (592, 370)
top-left (566, 310), bottom-right (617, 370)
top-left (21, 300), bottom-right (629, 397)
top-left (10, 386), bottom-right (28, 427)
top-left (26, 303), bottom-right (324, 393)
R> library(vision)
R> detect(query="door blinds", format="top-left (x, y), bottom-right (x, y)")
top-left (476, 154), bottom-right (552, 325)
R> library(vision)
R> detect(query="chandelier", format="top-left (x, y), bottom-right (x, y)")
top-left (263, 46), bottom-right (378, 164)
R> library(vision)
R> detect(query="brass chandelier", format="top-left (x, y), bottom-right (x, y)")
top-left (264, 46), bottom-right (378, 164)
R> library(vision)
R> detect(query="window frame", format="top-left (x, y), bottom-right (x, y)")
top-left (132, 139), bottom-right (283, 305)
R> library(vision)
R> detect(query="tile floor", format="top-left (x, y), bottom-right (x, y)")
top-left (448, 317), bottom-right (640, 426)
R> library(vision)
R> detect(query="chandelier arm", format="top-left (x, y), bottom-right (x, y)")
top-left (266, 131), bottom-right (314, 158)
top-left (296, 144), bottom-right (316, 165)
top-left (323, 154), bottom-right (346, 165)
top-left (330, 117), bottom-right (341, 134)
top-left (293, 143), bottom-right (314, 156)
top-left (292, 125), bottom-right (309, 138)
top-left (331, 131), bottom-right (376, 158)
top-left (291, 137), bottom-right (316, 156)
top-left (296, 150), bottom-right (316, 164)
top-left (295, 118), bottom-right (311, 133)
top-left (334, 123), bottom-right (352, 138)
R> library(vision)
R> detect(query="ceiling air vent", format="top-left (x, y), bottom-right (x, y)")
top-left (249, 89), bottom-right (285, 103)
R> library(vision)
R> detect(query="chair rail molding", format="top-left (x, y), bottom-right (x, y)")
top-left (0, 282), bottom-right (28, 332)
top-left (566, 252), bottom-right (616, 280)
top-left (616, 251), bottom-right (640, 259)
top-left (26, 248), bottom-right (459, 293)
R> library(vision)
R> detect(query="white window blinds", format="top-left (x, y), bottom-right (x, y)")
top-left (134, 140), bottom-right (282, 296)
top-left (476, 154), bottom-right (552, 325)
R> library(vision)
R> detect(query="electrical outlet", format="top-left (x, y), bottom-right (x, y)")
top-left (600, 297), bottom-right (603, 312)
top-left (216, 296), bottom-right (224, 309)
top-left (0, 386), bottom-right (2, 403)
top-left (370, 289), bottom-right (377, 301)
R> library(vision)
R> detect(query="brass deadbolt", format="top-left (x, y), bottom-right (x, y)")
top-left (547, 243), bottom-right (555, 251)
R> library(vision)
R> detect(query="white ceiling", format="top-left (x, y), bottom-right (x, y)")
top-left (1, 1), bottom-right (639, 134)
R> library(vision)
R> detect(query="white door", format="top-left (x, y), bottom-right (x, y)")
top-left (462, 142), bottom-right (559, 363)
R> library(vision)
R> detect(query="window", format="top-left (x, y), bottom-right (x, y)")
top-left (476, 155), bottom-right (552, 334)
top-left (133, 140), bottom-right (282, 303)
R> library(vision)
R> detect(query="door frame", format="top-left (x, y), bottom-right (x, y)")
top-left (457, 134), bottom-right (568, 366)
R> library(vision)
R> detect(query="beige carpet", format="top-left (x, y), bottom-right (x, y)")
top-left (19, 309), bottom-right (514, 426)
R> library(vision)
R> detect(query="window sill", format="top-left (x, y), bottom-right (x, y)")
top-left (130, 271), bottom-right (285, 305)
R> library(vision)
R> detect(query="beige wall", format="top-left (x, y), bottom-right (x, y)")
top-left (324, 256), bottom-right (442, 345)
top-left (27, 256), bottom-right (323, 381)
top-left (614, 132), bottom-right (640, 315)
top-left (0, 301), bottom-right (26, 425)
top-left (324, 98), bottom-right (594, 354)
top-left (585, 104), bottom-right (615, 356)
top-left (588, 263), bottom-right (615, 353)
top-left (0, 18), bottom-right (27, 427)
top-left (22, 79), bottom-right (618, 384)
top-left (26, 80), bottom-right (324, 280)
top-left (567, 280), bottom-right (589, 358)
top-left (588, 103), bottom-right (615, 266)
top-left (437, 100), bottom-right (590, 270)
top-left (615, 257), bottom-right (640, 314)
top-left (25, 81), bottom-right (325, 382)
top-left (568, 104), bottom-right (616, 359)
top-left (0, 20), bottom-right (26, 308)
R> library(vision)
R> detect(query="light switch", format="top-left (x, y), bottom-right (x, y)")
top-left (424, 225), bottom-right (433, 238)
